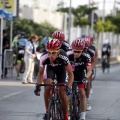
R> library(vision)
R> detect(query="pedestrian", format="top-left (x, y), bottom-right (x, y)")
top-left (1, 30), bottom-right (9, 78)
top-left (22, 34), bottom-right (38, 84)
top-left (42, 30), bottom-right (51, 52)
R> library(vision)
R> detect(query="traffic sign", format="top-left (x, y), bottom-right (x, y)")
top-left (0, 0), bottom-right (19, 17)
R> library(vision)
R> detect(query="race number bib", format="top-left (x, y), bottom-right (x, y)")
top-left (102, 47), bottom-right (107, 52)
top-left (18, 50), bottom-right (25, 54)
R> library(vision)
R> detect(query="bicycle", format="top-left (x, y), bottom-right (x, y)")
top-left (39, 82), bottom-right (67, 120)
top-left (69, 81), bottom-right (81, 120)
top-left (102, 55), bottom-right (110, 73)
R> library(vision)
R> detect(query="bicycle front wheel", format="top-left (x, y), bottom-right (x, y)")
top-left (47, 99), bottom-right (55, 120)
top-left (47, 98), bottom-right (63, 120)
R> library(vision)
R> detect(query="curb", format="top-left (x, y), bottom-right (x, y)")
top-left (96, 61), bottom-right (120, 68)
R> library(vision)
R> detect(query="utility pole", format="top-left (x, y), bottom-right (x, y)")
top-left (68, 0), bottom-right (72, 43)
top-left (102, 0), bottom-right (105, 23)
top-left (102, 0), bottom-right (105, 43)
top-left (113, 0), bottom-right (116, 16)
top-left (91, 0), bottom-right (94, 35)
top-left (2, 0), bottom-right (6, 29)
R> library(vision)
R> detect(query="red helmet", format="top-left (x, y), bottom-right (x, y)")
top-left (52, 29), bottom-right (65, 41)
top-left (46, 39), bottom-right (61, 51)
top-left (85, 35), bottom-right (94, 43)
top-left (84, 38), bottom-right (91, 47)
top-left (72, 38), bottom-right (85, 50)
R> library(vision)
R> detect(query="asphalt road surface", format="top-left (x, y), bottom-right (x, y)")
top-left (0, 64), bottom-right (120, 120)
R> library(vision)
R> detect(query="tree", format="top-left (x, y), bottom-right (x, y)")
top-left (103, 20), bottom-right (116, 32)
top-left (6, 19), bottom-right (57, 39)
top-left (57, 5), bottom-right (97, 27)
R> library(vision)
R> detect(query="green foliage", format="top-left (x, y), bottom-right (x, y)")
top-left (6, 19), bottom-right (57, 39)
top-left (94, 19), bottom-right (104, 33)
top-left (106, 15), bottom-right (120, 33)
top-left (103, 20), bottom-right (116, 32)
top-left (57, 5), bottom-right (97, 27)
top-left (74, 17), bottom-right (89, 27)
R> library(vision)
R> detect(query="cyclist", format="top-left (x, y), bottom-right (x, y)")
top-left (101, 39), bottom-right (111, 67)
top-left (34, 39), bottom-right (74, 120)
top-left (67, 38), bottom-right (92, 120)
top-left (41, 29), bottom-right (72, 119)
top-left (14, 32), bottom-right (27, 80)
top-left (52, 29), bottom-right (72, 52)
top-left (85, 35), bottom-right (98, 110)
top-left (12, 31), bottom-right (21, 66)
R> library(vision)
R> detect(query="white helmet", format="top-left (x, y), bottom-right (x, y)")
top-left (103, 39), bottom-right (109, 44)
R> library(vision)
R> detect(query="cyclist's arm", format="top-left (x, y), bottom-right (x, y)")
top-left (37, 66), bottom-right (44, 84)
top-left (65, 65), bottom-right (74, 88)
top-left (92, 49), bottom-right (98, 69)
top-left (86, 65), bottom-right (92, 79)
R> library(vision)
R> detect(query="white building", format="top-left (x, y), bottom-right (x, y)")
top-left (19, 0), bottom-right (64, 29)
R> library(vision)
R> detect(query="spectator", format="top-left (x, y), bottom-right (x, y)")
top-left (1, 30), bottom-right (9, 78)
top-left (22, 34), bottom-right (38, 84)
top-left (42, 30), bottom-right (51, 52)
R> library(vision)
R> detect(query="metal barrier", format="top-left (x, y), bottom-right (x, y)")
top-left (3, 49), bottom-right (14, 77)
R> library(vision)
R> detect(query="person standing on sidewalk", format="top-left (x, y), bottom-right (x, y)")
top-left (1, 30), bottom-right (9, 78)
top-left (22, 34), bottom-right (38, 84)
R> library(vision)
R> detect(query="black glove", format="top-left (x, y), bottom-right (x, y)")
top-left (34, 84), bottom-right (41, 96)
top-left (82, 77), bottom-right (88, 85)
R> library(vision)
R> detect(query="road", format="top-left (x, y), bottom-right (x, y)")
top-left (0, 64), bottom-right (120, 120)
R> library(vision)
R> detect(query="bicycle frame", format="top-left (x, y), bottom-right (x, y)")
top-left (39, 83), bottom-right (66, 120)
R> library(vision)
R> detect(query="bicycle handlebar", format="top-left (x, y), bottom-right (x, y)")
top-left (38, 83), bottom-right (67, 87)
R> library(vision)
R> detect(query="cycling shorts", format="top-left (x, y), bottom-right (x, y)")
top-left (102, 52), bottom-right (110, 57)
top-left (74, 71), bottom-right (86, 88)
top-left (16, 54), bottom-right (24, 63)
top-left (44, 65), bottom-right (66, 83)
top-left (78, 84), bottom-right (84, 88)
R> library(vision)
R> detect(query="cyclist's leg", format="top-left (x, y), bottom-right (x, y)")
top-left (78, 84), bottom-right (87, 120)
top-left (44, 65), bottom-right (54, 112)
top-left (86, 77), bottom-right (91, 110)
top-left (107, 54), bottom-right (110, 67)
top-left (13, 53), bottom-right (17, 66)
top-left (57, 67), bottom-right (68, 120)
top-left (20, 57), bottom-right (25, 73)
top-left (15, 54), bottom-right (22, 79)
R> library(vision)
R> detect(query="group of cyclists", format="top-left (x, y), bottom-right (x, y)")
top-left (34, 29), bottom-right (98, 120)
top-left (11, 29), bottom-right (111, 120)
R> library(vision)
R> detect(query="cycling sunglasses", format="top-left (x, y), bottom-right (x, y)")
top-left (47, 50), bottom-right (59, 54)
top-left (73, 50), bottom-right (83, 53)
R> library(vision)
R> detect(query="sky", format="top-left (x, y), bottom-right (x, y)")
top-left (20, 0), bottom-right (120, 14)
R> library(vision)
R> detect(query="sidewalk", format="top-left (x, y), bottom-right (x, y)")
top-left (0, 57), bottom-right (120, 82)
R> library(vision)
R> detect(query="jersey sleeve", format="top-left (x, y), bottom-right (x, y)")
top-left (86, 54), bottom-right (91, 66)
top-left (59, 50), bottom-right (71, 67)
top-left (82, 52), bottom-right (92, 66)
top-left (88, 45), bottom-right (95, 58)
top-left (40, 53), bottom-right (48, 67)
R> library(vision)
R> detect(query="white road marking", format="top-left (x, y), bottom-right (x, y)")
top-left (0, 90), bottom-right (29, 101)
